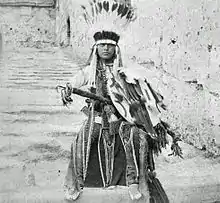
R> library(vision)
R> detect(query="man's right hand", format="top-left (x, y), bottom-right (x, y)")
top-left (56, 83), bottom-right (73, 107)
top-left (62, 83), bottom-right (73, 106)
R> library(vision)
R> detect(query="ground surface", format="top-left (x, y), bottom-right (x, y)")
top-left (0, 47), bottom-right (220, 203)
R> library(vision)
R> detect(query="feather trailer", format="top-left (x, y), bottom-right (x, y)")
top-left (80, 0), bottom-right (137, 40)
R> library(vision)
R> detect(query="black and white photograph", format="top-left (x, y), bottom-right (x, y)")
top-left (0, 0), bottom-right (220, 202)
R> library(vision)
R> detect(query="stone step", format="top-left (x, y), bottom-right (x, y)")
top-left (1, 184), bottom-right (220, 203)
top-left (0, 187), bottom-right (149, 203)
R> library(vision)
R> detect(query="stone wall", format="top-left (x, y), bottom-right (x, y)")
top-left (55, 0), bottom-right (88, 48)
top-left (55, 0), bottom-right (72, 47)
top-left (0, 5), bottom-right (56, 48)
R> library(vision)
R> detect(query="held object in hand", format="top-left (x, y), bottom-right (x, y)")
top-left (56, 83), bottom-right (112, 107)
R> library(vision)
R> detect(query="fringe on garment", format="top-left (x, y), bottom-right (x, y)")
top-left (149, 120), bottom-right (180, 156)
top-left (150, 122), bottom-right (169, 155)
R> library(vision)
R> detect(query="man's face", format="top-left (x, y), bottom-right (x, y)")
top-left (97, 43), bottom-right (116, 60)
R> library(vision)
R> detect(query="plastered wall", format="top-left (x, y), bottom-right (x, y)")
top-left (130, 0), bottom-right (220, 155)
top-left (0, 6), bottom-right (56, 48)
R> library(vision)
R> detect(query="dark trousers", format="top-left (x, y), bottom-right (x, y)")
top-left (84, 122), bottom-right (140, 187)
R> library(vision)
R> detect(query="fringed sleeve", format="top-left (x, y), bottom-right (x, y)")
top-left (70, 66), bottom-right (90, 88)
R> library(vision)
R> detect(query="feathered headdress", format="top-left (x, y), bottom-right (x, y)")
top-left (80, 0), bottom-right (137, 88)
top-left (81, 0), bottom-right (137, 44)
